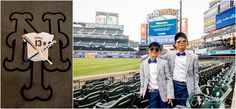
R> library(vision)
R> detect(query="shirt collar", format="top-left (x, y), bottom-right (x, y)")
top-left (148, 56), bottom-right (159, 61)
top-left (177, 50), bottom-right (187, 53)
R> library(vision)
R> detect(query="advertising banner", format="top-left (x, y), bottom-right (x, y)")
top-left (216, 7), bottom-right (235, 29)
top-left (204, 17), bottom-right (216, 33)
top-left (141, 23), bottom-right (147, 38)
top-left (148, 35), bottom-right (175, 44)
top-left (148, 19), bottom-right (177, 36)
top-left (182, 18), bottom-right (188, 35)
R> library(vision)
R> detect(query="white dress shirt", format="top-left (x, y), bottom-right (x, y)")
top-left (148, 57), bottom-right (159, 90)
top-left (173, 52), bottom-right (187, 82)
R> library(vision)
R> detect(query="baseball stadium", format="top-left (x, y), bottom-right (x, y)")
top-left (73, 1), bottom-right (236, 108)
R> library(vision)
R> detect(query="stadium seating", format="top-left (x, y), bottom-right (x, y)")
top-left (125, 82), bottom-right (140, 94)
top-left (133, 92), bottom-right (149, 108)
top-left (198, 63), bottom-right (225, 86)
top-left (105, 42), bottom-right (117, 46)
top-left (117, 43), bottom-right (128, 47)
top-left (117, 30), bottom-right (123, 35)
top-left (94, 28), bottom-right (105, 34)
top-left (106, 81), bottom-right (123, 90)
top-left (103, 85), bottom-right (125, 102)
top-left (86, 84), bottom-right (104, 94)
top-left (74, 90), bottom-right (103, 108)
top-left (105, 29), bottom-right (117, 34)
top-left (96, 93), bottom-right (136, 108)
top-left (208, 45), bottom-right (231, 51)
top-left (81, 28), bottom-right (94, 33)
top-left (73, 73), bottom-right (142, 108)
top-left (73, 21), bottom-right (138, 52)
top-left (73, 35), bottom-right (136, 51)
top-left (187, 61), bottom-right (235, 108)
top-left (73, 61), bottom-right (235, 108)
top-left (74, 89), bottom-right (84, 98)
top-left (74, 27), bottom-right (82, 33)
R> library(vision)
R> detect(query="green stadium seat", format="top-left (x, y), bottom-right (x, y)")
top-left (74, 89), bottom-right (84, 98)
top-left (96, 93), bottom-right (135, 108)
top-left (186, 93), bottom-right (222, 108)
top-left (83, 84), bottom-right (104, 95)
top-left (200, 85), bottom-right (213, 95)
top-left (105, 85), bottom-right (125, 102)
top-left (126, 82), bottom-right (140, 93)
top-left (186, 93), bottom-right (205, 108)
top-left (108, 81), bottom-right (123, 90)
top-left (133, 92), bottom-right (149, 108)
top-left (207, 80), bottom-right (217, 86)
top-left (200, 98), bottom-right (221, 108)
top-left (74, 90), bottom-right (103, 108)
top-left (211, 82), bottom-right (227, 98)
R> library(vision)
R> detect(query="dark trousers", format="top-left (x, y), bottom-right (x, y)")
top-left (147, 89), bottom-right (166, 108)
top-left (173, 80), bottom-right (189, 107)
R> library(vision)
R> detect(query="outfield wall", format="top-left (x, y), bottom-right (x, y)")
top-left (73, 51), bottom-right (140, 58)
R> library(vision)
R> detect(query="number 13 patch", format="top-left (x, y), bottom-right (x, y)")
top-left (22, 32), bottom-right (56, 65)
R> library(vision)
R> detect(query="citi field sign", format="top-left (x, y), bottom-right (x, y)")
top-left (149, 19), bottom-right (177, 36)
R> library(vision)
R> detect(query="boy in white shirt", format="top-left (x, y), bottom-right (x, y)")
top-left (139, 42), bottom-right (174, 108)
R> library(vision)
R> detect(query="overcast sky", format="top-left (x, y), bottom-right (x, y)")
top-left (73, 0), bottom-right (211, 42)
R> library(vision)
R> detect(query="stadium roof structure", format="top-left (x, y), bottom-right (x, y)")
top-left (96, 11), bottom-right (119, 17)
top-left (74, 22), bottom-right (124, 30)
top-left (73, 22), bottom-right (128, 38)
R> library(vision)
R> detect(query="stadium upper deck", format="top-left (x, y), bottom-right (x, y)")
top-left (73, 22), bottom-right (138, 52)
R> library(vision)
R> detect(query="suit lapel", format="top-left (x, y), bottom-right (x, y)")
top-left (144, 59), bottom-right (150, 80)
top-left (171, 51), bottom-right (176, 73)
top-left (185, 51), bottom-right (191, 73)
top-left (156, 58), bottom-right (161, 77)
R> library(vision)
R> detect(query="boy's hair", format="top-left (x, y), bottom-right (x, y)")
top-left (149, 42), bottom-right (161, 50)
top-left (174, 32), bottom-right (188, 43)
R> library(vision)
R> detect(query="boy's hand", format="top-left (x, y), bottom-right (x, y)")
top-left (140, 58), bottom-right (145, 63)
top-left (167, 99), bottom-right (173, 106)
top-left (140, 54), bottom-right (149, 63)
top-left (138, 91), bottom-right (144, 98)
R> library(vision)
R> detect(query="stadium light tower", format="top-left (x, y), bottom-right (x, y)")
top-left (146, 23), bottom-right (149, 52)
top-left (180, 0), bottom-right (182, 32)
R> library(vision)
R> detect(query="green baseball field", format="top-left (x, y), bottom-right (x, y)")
top-left (73, 58), bottom-right (140, 77)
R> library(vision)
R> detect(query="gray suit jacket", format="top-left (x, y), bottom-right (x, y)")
top-left (160, 50), bottom-right (201, 95)
top-left (139, 57), bottom-right (174, 102)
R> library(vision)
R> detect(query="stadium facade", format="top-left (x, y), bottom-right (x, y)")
top-left (189, 0), bottom-right (235, 56)
top-left (73, 11), bottom-right (139, 58)
top-left (73, 2), bottom-right (236, 108)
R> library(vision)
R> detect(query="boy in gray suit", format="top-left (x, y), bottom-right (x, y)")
top-left (141, 32), bottom-right (201, 107)
top-left (164, 32), bottom-right (201, 107)
top-left (139, 42), bottom-right (174, 108)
